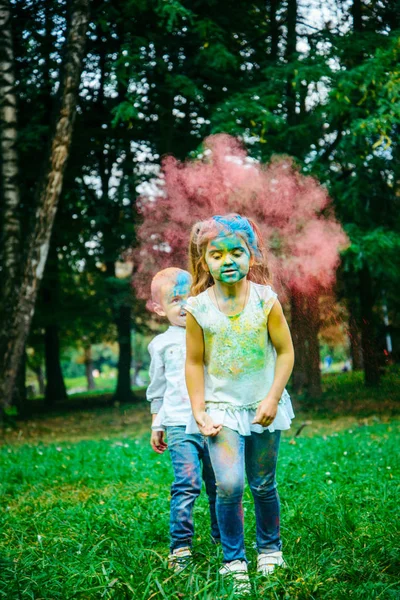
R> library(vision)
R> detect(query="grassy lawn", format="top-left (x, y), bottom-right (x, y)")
top-left (1, 400), bottom-right (399, 599)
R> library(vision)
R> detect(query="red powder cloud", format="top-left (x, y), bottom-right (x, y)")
top-left (134, 134), bottom-right (348, 301)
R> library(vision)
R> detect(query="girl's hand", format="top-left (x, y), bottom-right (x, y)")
top-left (195, 412), bottom-right (222, 437)
top-left (252, 397), bottom-right (279, 427)
top-left (150, 430), bottom-right (168, 454)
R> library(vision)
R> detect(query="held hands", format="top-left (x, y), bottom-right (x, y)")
top-left (150, 430), bottom-right (168, 454)
top-left (252, 396), bottom-right (279, 428)
top-left (195, 411), bottom-right (222, 437)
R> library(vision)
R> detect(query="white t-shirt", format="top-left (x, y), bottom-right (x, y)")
top-left (146, 326), bottom-right (191, 430)
top-left (184, 282), bottom-right (294, 436)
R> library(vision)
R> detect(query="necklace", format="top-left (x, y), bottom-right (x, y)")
top-left (213, 279), bottom-right (250, 315)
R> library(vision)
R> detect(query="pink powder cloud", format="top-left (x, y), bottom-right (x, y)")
top-left (134, 134), bottom-right (348, 301)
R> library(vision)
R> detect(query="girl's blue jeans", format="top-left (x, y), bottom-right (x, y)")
top-left (167, 426), bottom-right (220, 552)
top-left (207, 426), bottom-right (281, 563)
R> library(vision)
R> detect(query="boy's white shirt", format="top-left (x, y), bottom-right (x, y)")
top-left (146, 325), bottom-right (191, 431)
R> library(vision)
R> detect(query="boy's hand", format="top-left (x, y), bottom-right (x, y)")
top-left (252, 396), bottom-right (278, 427)
top-left (150, 430), bottom-right (168, 454)
top-left (195, 412), bottom-right (222, 437)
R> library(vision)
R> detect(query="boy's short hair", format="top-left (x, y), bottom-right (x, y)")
top-left (149, 267), bottom-right (191, 311)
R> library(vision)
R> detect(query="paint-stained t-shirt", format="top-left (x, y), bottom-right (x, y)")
top-left (184, 282), bottom-right (294, 435)
top-left (146, 326), bottom-right (191, 430)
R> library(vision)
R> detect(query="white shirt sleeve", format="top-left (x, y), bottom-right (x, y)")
top-left (184, 296), bottom-right (202, 326)
top-left (261, 285), bottom-right (278, 318)
top-left (146, 340), bottom-right (166, 414)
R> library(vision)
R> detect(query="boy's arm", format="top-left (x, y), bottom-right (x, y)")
top-left (146, 342), bottom-right (166, 413)
top-left (147, 342), bottom-right (168, 453)
top-left (253, 300), bottom-right (294, 426)
top-left (185, 313), bottom-right (221, 436)
top-left (151, 415), bottom-right (168, 454)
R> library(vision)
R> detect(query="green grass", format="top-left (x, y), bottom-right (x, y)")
top-left (294, 366), bottom-right (400, 417)
top-left (1, 416), bottom-right (399, 599)
top-left (64, 375), bottom-right (118, 393)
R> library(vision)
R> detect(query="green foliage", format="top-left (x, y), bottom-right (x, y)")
top-left (111, 100), bottom-right (140, 128)
top-left (195, 42), bottom-right (238, 71)
top-left (155, 0), bottom-right (194, 32)
top-left (329, 36), bottom-right (400, 142)
top-left (1, 421), bottom-right (399, 599)
top-left (343, 225), bottom-right (400, 277)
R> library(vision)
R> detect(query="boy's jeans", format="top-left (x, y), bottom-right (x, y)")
top-left (207, 426), bottom-right (281, 563)
top-left (167, 426), bottom-right (220, 552)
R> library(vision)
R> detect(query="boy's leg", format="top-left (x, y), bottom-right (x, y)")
top-left (201, 440), bottom-right (221, 543)
top-left (207, 427), bottom-right (246, 562)
top-left (167, 426), bottom-right (203, 552)
top-left (245, 429), bottom-right (281, 553)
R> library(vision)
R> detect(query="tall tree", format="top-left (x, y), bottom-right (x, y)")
top-left (41, 240), bottom-right (68, 405)
top-left (0, 0), bottom-right (89, 409)
top-left (313, 1), bottom-right (400, 385)
top-left (0, 0), bottom-right (22, 408)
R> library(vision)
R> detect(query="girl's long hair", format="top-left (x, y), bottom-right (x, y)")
top-left (188, 214), bottom-right (271, 296)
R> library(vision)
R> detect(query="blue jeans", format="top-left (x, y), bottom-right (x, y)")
top-left (167, 426), bottom-right (220, 552)
top-left (207, 426), bottom-right (281, 562)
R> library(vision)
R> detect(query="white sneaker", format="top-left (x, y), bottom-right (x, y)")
top-left (168, 546), bottom-right (192, 572)
top-left (257, 551), bottom-right (286, 575)
top-left (219, 559), bottom-right (251, 595)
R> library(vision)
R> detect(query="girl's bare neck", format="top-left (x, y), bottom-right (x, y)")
top-left (213, 278), bottom-right (248, 299)
top-left (211, 278), bottom-right (250, 315)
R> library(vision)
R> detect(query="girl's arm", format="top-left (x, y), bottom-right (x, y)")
top-left (253, 300), bottom-right (295, 427)
top-left (185, 312), bottom-right (222, 436)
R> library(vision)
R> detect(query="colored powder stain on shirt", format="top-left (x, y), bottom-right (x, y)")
top-left (204, 307), bottom-right (267, 379)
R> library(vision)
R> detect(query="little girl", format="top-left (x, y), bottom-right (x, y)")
top-left (184, 214), bottom-right (295, 593)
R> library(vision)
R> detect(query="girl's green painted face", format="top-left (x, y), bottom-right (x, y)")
top-left (204, 234), bottom-right (252, 284)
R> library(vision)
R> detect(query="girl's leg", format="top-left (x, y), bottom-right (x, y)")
top-left (245, 429), bottom-right (281, 553)
top-left (201, 441), bottom-right (221, 543)
top-left (207, 427), bottom-right (246, 562)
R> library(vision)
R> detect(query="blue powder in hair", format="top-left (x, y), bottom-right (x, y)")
top-left (212, 214), bottom-right (258, 254)
top-left (173, 270), bottom-right (191, 296)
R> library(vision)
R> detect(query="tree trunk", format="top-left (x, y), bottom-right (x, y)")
top-left (359, 264), bottom-right (380, 386)
top-left (305, 295), bottom-right (322, 398)
top-left (41, 236), bottom-right (67, 405)
top-left (33, 365), bottom-right (46, 396)
top-left (291, 292), bottom-right (322, 398)
top-left (285, 0), bottom-right (298, 149)
top-left (0, 0), bottom-right (89, 408)
top-left (44, 325), bottom-right (67, 405)
top-left (0, 0), bottom-right (21, 292)
top-left (84, 345), bottom-right (96, 391)
top-left (0, 0), bottom-right (21, 416)
top-left (290, 293), bottom-right (308, 393)
top-left (347, 303), bottom-right (363, 370)
top-left (12, 349), bottom-right (26, 414)
top-left (114, 304), bottom-right (133, 402)
top-left (351, 0), bottom-right (362, 32)
top-left (269, 0), bottom-right (279, 62)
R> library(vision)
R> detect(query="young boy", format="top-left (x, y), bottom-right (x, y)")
top-left (146, 267), bottom-right (220, 570)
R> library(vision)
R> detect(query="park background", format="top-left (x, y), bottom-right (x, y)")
top-left (0, 0), bottom-right (399, 598)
